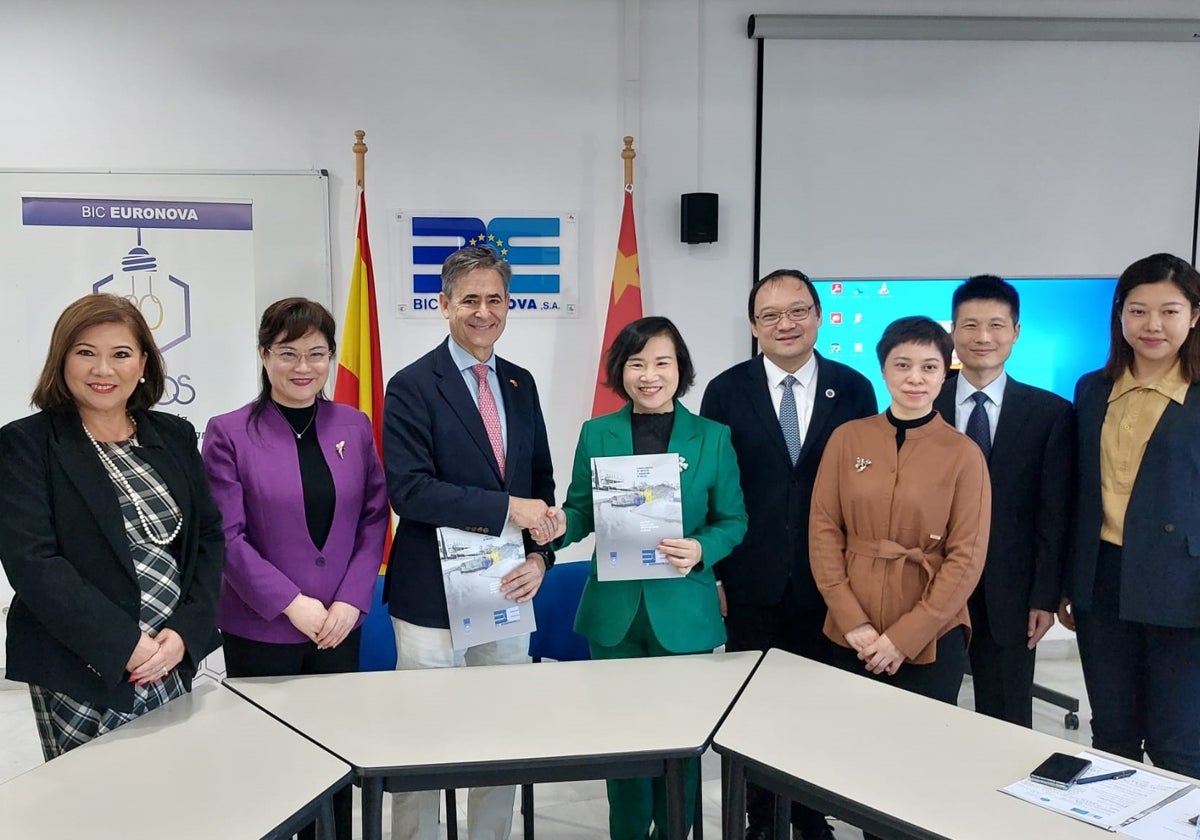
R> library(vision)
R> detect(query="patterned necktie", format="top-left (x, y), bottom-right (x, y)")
top-left (780, 374), bottom-right (802, 466)
top-left (472, 363), bottom-right (505, 479)
top-left (965, 391), bottom-right (991, 459)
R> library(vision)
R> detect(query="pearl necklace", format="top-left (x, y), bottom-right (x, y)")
top-left (82, 416), bottom-right (184, 547)
top-left (272, 400), bottom-right (318, 439)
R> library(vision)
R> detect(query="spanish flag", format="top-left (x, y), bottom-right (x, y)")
top-left (334, 189), bottom-right (385, 456)
top-left (591, 187), bottom-right (642, 417)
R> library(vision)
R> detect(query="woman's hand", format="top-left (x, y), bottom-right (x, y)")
top-left (283, 594), bottom-right (329, 641)
top-left (844, 623), bottom-right (879, 653)
top-left (860, 633), bottom-right (904, 676)
top-left (127, 629), bottom-right (185, 686)
top-left (658, 538), bottom-right (702, 574)
top-left (529, 508), bottom-right (567, 545)
top-left (1057, 598), bottom-right (1076, 632)
top-left (125, 632), bottom-right (158, 673)
top-left (315, 601), bottom-right (361, 650)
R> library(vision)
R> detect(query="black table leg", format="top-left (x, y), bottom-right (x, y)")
top-left (722, 755), bottom-right (746, 840)
top-left (361, 777), bottom-right (383, 840)
top-left (314, 794), bottom-right (336, 840)
top-left (666, 758), bottom-right (688, 840)
top-left (773, 791), bottom-right (790, 839)
top-left (521, 783), bottom-right (535, 839)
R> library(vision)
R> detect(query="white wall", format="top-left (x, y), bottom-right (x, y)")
top-left (4, 0), bottom-right (1197, 484)
top-left (2, 0), bottom-right (1198, 661)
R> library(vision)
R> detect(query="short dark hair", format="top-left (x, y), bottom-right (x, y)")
top-left (951, 274), bottom-right (1020, 324)
top-left (251, 297), bottom-right (338, 422)
top-left (748, 269), bottom-right (821, 323)
top-left (876, 316), bottom-right (953, 370)
top-left (1104, 253), bottom-right (1200, 382)
top-left (603, 316), bottom-right (696, 402)
top-left (33, 294), bottom-right (165, 411)
top-left (442, 246), bottom-right (512, 298)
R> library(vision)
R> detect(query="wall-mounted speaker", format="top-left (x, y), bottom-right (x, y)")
top-left (681, 192), bottom-right (718, 244)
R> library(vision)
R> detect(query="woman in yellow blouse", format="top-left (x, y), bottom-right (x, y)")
top-left (809, 316), bottom-right (990, 704)
top-left (1060, 253), bottom-right (1200, 778)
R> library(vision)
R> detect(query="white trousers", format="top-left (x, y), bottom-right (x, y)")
top-left (389, 618), bottom-right (530, 840)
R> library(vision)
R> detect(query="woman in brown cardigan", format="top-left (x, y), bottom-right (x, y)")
top-left (809, 315), bottom-right (991, 703)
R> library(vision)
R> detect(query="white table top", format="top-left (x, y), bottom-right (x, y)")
top-left (714, 649), bottom-right (1141, 840)
top-left (0, 683), bottom-right (350, 840)
top-left (227, 651), bottom-right (761, 773)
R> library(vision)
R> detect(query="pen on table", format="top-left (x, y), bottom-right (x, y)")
top-left (1076, 769), bottom-right (1136, 785)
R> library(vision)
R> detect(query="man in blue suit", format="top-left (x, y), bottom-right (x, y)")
top-left (383, 246), bottom-right (557, 840)
top-left (701, 269), bottom-right (876, 840)
top-left (934, 275), bottom-right (1074, 728)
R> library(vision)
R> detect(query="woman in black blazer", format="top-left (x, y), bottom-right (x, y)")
top-left (1061, 253), bottom-right (1200, 778)
top-left (0, 294), bottom-right (224, 760)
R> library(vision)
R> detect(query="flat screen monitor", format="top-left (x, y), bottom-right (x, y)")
top-left (810, 277), bottom-right (1117, 409)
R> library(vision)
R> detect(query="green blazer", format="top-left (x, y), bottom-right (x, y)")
top-left (556, 402), bottom-right (747, 652)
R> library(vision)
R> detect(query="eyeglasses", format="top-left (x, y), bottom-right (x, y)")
top-left (754, 305), bottom-right (815, 327)
top-left (268, 347), bottom-right (332, 366)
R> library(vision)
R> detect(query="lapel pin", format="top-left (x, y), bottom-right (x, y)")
top-left (509, 378), bottom-right (518, 388)
top-left (335, 441), bottom-right (345, 460)
top-left (854, 456), bottom-right (871, 472)
top-left (825, 388), bottom-right (836, 398)
top-left (678, 455), bottom-right (689, 471)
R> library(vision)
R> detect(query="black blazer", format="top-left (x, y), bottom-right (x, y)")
top-left (700, 353), bottom-right (876, 609)
top-left (935, 374), bottom-right (1074, 645)
top-left (382, 338), bottom-right (555, 628)
top-left (1068, 370), bottom-right (1200, 628)
top-left (0, 410), bottom-right (224, 710)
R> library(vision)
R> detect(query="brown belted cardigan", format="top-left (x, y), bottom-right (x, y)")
top-left (809, 412), bottom-right (991, 664)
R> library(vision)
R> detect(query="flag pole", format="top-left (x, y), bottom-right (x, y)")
top-left (622, 135), bottom-right (635, 190)
top-left (354, 129), bottom-right (368, 190)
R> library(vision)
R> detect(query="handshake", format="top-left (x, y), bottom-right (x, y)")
top-left (509, 497), bottom-right (567, 545)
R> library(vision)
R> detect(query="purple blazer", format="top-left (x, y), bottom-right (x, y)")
top-left (201, 400), bottom-right (389, 644)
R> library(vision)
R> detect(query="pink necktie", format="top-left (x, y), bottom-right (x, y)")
top-left (472, 363), bottom-right (505, 479)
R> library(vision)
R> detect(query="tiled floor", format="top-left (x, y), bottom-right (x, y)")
top-left (0, 643), bottom-right (1092, 839)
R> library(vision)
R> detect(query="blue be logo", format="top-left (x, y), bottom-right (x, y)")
top-left (410, 216), bottom-right (561, 294)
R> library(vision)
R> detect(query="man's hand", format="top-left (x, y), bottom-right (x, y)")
top-left (509, 496), bottom-right (554, 537)
top-left (1027, 608), bottom-right (1055, 649)
top-left (500, 553), bottom-right (547, 603)
top-left (1057, 598), bottom-right (1076, 632)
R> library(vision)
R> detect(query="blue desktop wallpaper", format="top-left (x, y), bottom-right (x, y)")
top-left (810, 277), bottom-right (1118, 409)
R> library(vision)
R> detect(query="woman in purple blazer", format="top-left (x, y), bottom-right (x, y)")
top-left (201, 298), bottom-right (388, 839)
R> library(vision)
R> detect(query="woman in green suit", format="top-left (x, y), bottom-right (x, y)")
top-left (551, 316), bottom-right (747, 840)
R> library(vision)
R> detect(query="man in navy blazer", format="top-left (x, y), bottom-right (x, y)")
top-left (701, 269), bottom-right (875, 840)
top-left (934, 275), bottom-right (1074, 728)
top-left (383, 246), bottom-right (556, 840)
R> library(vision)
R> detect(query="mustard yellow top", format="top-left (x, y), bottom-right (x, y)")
top-left (1100, 362), bottom-right (1189, 544)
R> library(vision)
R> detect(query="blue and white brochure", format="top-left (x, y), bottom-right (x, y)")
top-left (438, 521), bottom-right (536, 649)
top-left (591, 452), bottom-right (684, 582)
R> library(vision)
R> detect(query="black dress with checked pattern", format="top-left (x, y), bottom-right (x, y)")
top-left (28, 434), bottom-right (188, 760)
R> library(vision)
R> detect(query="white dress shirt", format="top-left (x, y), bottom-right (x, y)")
top-left (763, 352), bottom-right (819, 445)
top-left (953, 370), bottom-right (1006, 446)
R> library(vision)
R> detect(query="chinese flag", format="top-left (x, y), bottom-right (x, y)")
top-left (333, 188), bottom-right (391, 565)
top-left (591, 188), bottom-right (643, 417)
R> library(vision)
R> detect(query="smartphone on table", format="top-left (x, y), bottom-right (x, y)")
top-left (1029, 753), bottom-right (1092, 790)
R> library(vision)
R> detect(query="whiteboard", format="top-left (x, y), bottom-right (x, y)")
top-left (0, 169), bottom-right (331, 430)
